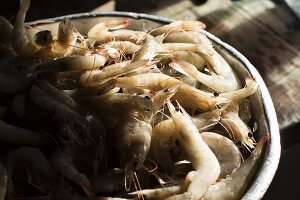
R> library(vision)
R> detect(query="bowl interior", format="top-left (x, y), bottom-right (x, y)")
top-left (27, 13), bottom-right (280, 200)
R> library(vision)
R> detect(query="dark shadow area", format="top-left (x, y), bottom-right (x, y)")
top-left (0, 0), bottom-right (110, 21)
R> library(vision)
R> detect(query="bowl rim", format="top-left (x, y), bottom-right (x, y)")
top-left (27, 11), bottom-right (281, 200)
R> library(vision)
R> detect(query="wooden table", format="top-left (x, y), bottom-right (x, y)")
top-left (1, 0), bottom-right (300, 132)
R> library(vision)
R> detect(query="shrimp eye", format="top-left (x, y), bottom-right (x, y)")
top-left (144, 96), bottom-right (150, 100)
top-left (175, 107), bottom-right (180, 112)
top-left (164, 88), bottom-right (169, 92)
top-left (213, 92), bottom-right (219, 96)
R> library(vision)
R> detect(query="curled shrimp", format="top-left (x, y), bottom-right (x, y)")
top-left (221, 102), bottom-right (256, 149)
top-left (202, 135), bottom-right (267, 200)
top-left (11, 0), bottom-right (40, 57)
top-left (166, 102), bottom-right (220, 200)
top-left (151, 21), bottom-right (206, 36)
top-left (50, 150), bottom-right (95, 198)
top-left (115, 72), bottom-right (230, 111)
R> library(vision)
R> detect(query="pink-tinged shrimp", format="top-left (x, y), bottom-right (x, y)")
top-left (0, 120), bottom-right (52, 145)
top-left (151, 21), bottom-right (206, 36)
top-left (202, 135), bottom-right (267, 200)
top-left (115, 72), bottom-right (230, 111)
top-left (0, 163), bottom-right (7, 200)
top-left (36, 55), bottom-right (106, 72)
top-left (166, 102), bottom-right (220, 200)
top-left (221, 102), bottom-right (256, 149)
top-left (50, 150), bottom-right (95, 198)
top-left (80, 60), bottom-right (149, 86)
top-left (11, 0), bottom-right (39, 57)
top-left (88, 19), bottom-right (130, 42)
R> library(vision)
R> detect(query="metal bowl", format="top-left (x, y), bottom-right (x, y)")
top-left (27, 12), bottom-right (281, 200)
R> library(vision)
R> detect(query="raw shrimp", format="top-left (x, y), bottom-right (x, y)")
top-left (202, 135), bottom-right (267, 200)
top-left (0, 120), bottom-right (52, 145)
top-left (166, 102), bottom-right (220, 200)
top-left (37, 55), bottom-right (106, 72)
top-left (3, 147), bottom-right (65, 199)
top-left (34, 80), bottom-right (77, 109)
top-left (113, 111), bottom-right (152, 179)
top-left (80, 60), bottom-right (149, 86)
top-left (11, 0), bottom-right (39, 57)
top-left (201, 132), bottom-right (241, 178)
top-left (30, 85), bottom-right (88, 127)
top-left (101, 41), bottom-right (141, 55)
top-left (115, 72), bottom-right (230, 111)
top-left (50, 150), bottom-right (95, 198)
top-left (0, 71), bottom-right (36, 93)
top-left (0, 163), bottom-right (7, 200)
top-left (150, 21), bottom-right (206, 36)
top-left (88, 19), bottom-right (130, 42)
top-left (130, 184), bottom-right (184, 200)
top-left (170, 51), bottom-right (206, 71)
top-left (132, 35), bottom-right (164, 62)
top-left (0, 16), bottom-right (16, 57)
top-left (220, 77), bottom-right (258, 101)
top-left (12, 93), bottom-right (50, 120)
top-left (170, 58), bottom-right (240, 93)
top-left (220, 102), bottom-right (256, 149)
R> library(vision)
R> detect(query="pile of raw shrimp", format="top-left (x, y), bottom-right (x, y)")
top-left (0, 0), bottom-right (267, 199)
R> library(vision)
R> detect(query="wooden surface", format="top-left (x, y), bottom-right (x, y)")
top-left (1, 0), bottom-right (300, 130)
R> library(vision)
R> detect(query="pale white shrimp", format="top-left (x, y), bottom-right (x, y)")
top-left (166, 102), bottom-right (220, 200)
top-left (37, 55), bottom-right (106, 72)
top-left (202, 135), bottom-right (267, 200)
top-left (221, 102), bottom-right (256, 149)
top-left (101, 41), bottom-right (141, 55)
top-left (201, 132), bottom-right (241, 178)
top-left (151, 21), bottom-right (206, 36)
top-left (132, 35), bottom-right (164, 62)
top-left (11, 0), bottom-right (39, 56)
top-left (80, 60), bottom-right (150, 86)
top-left (115, 72), bottom-right (230, 111)
top-left (171, 51), bottom-right (206, 71)
top-left (88, 19), bottom-right (130, 42)
top-left (220, 77), bottom-right (258, 101)
top-left (152, 118), bottom-right (239, 178)
top-left (130, 184), bottom-right (184, 200)
top-left (0, 163), bottom-right (7, 200)
top-left (170, 58), bottom-right (240, 93)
